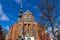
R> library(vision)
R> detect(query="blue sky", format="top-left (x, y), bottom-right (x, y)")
top-left (0, 0), bottom-right (41, 29)
top-left (0, 0), bottom-right (60, 30)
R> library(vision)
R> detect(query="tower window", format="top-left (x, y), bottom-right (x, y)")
top-left (29, 16), bottom-right (31, 18)
top-left (24, 24), bottom-right (27, 26)
top-left (23, 14), bottom-right (27, 18)
top-left (28, 24), bottom-right (30, 26)
top-left (29, 15), bottom-right (31, 18)
top-left (28, 24), bottom-right (30, 33)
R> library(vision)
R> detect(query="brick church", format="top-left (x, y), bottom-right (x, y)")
top-left (7, 4), bottom-right (51, 40)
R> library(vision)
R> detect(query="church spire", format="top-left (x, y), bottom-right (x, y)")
top-left (17, 3), bottom-right (23, 22)
top-left (18, 3), bottom-right (22, 18)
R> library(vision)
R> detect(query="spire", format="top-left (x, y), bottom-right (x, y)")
top-left (18, 3), bottom-right (22, 18)
top-left (17, 2), bottom-right (23, 22)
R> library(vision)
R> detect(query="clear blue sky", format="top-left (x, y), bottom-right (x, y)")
top-left (0, 0), bottom-right (60, 30)
top-left (0, 0), bottom-right (41, 29)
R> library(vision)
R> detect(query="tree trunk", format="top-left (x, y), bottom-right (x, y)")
top-left (49, 18), bottom-right (55, 34)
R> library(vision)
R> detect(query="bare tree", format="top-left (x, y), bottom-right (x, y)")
top-left (38, 0), bottom-right (60, 38)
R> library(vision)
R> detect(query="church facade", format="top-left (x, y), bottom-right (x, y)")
top-left (7, 4), bottom-right (51, 40)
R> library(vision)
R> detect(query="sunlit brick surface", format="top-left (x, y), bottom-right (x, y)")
top-left (7, 11), bottom-right (51, 40)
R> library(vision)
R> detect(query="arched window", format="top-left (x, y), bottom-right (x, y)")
top-left (24, 24), bottom-right (27, 32)
top-left (23, 24), bottom-right (27, 36)
top-left (28, 24), bottom-right (30, 33)
top-left (27, 38), bottom-right (31, 40)
top-left (33, 24), bottom-right (36, 39)
top-left (18, 24), bottom-right (22, 36)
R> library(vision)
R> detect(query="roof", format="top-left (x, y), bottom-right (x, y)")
top-left (23, 10), bottom-right (33, 15)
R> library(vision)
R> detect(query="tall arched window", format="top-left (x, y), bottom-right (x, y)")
top-left (33, 24), bottom-right (36, 39)
top-left (18, 24), bottom-right (22, 36)
top-left (28, 24), bottom-right (30, 33)
top-left (23, 24), bottom-right (27, 36)
top-left (24, 24), bottom-right (27, 32)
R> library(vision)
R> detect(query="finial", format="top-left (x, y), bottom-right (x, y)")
top-left (21, 2), bottom-right (22, 8)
